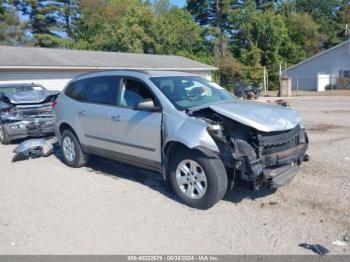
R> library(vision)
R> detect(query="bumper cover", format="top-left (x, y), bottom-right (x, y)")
top-left (264, 162), bottom-right (299, 188)
top-left (3, 118), bottom-right (54, 140)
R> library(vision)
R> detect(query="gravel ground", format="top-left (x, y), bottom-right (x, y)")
top-left (0, 96), bottom-right (349, 255)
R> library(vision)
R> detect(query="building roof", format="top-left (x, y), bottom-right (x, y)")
top-left (0, 46), bottom-right (217, 71)
top-left (285, 39), bottom-right (350, 72)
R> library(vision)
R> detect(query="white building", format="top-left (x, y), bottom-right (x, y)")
top-left (0, 46), bottom-right (217, 91)
top-left (285, 39), bottom-right (350, 91)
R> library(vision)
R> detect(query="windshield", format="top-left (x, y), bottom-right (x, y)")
top-left (150, 76), bottom-right (235, 109)
top-left (0, 85), bottom-right (45, 95)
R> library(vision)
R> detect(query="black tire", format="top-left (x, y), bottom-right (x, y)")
top-left (0, 125), bottom-right (11, 145)
top-left (168, 148), bottom-right (228, 209)
top-left (60, 129), bottom-right (88, 168)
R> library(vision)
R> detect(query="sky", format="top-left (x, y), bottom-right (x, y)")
top-left (169, 0), bottom-right (186, 7)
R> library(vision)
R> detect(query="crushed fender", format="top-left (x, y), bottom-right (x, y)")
top-left (12, 136), bottom-right (58, 162)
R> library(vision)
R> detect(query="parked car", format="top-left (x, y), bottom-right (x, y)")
top-left (0, 83), bottom-right (59, 144)
top-left (53, 70), bottom-right (309, 209)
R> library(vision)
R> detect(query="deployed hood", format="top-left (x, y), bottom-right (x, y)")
top-left (2, 90), bottom-right (60, 105)
top-left (190, 99), bottom-right (301, 132)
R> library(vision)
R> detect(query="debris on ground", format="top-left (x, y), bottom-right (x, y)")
top-left (344, 233), bottom-right (350, 243)
top-left (298, 243), bottom-right (329, 255)
top-left (12, 137), bottom-right (57, 162)
top-left (267, 99), bottom-right (290, 107)
top-left (331, 240), bottom-right (347, 246)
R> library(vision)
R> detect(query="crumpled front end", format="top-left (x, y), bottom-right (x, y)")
top-left (1, 102), bottom-right (55, 140)
top-left (232, 125), bottom-right (309, 189)
top-left (190, 108), bottom-right (309, 190)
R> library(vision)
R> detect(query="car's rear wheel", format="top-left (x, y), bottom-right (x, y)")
top-left (61, 129), bottom-right (88, 168)
top-left (168, 148), bottom-right (228, 209)
top-left (0, 125), bottom-right (11, 145)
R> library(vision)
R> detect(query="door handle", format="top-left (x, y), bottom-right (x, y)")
top-left (111, 115), bottom-right (122, 122)
top-left (78, 110), bottom-right (86, 116)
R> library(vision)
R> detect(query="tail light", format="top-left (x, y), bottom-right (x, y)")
top-left (2, 107), bottom-right (13, 113)
top-left (51, 100), bottom-right (57, 109)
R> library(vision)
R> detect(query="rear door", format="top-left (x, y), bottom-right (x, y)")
top-left (78, 76), bottom-right (122, 151)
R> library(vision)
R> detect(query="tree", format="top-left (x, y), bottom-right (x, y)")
top-left (285, 12), bottom-right (323, 56)
top-left (0, 0), bottom-right (27, 45)
top-left (187, 0), bottom-right (233, 57)
top-left (337, 0), bottom-right (350, 40)
top-left (187, 0), bottom-right (239, 84)
top-left (151, 7), bottom-right (207, 55)
top-left (56, 0), bottom-right (80, 39)
top-left (153, 0), bottom-right (171, 16)
top-left (254, 0), bottom-right (276, 10)
top-left (232, 0), bottom-right (289, 88)
top-left (74, 0), bottom-right (156, 53)
top-left (295, 0), bottom-right (343, 46)
top-left (12, 0), bottom-right (62, 47)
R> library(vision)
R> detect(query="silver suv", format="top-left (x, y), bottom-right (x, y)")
top-left (54, 70), bottom-right (309, 209)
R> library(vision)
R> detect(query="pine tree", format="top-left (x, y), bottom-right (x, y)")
top-left (0, 0), bottom-right (26, 45)
top-left (12, 0), bottom-right (61, 47)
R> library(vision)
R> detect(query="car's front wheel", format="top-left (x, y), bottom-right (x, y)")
top-left (61, 129), bottom-right (88, 168)
top-left (168, 148), bottom-right (228, 209)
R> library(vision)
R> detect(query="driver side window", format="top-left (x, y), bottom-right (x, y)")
top-left (118, 79), bottom-right (155, 107)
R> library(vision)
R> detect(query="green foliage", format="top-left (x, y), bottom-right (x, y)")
top-left (0, 0), bottom-right (27, 45)
top-left (1, 0), bottom-right (348, 91)
top-left (11, 0), bottom-right (63, 46)
top-left (151, 7), bottom-right (206, 55)
top-left (73, 0), bottom-right (155, 53)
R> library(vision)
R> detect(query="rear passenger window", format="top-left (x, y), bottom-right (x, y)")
top-left (86, 76), bottom-right (120, 106)
top-left (65, 79), bottom-right (88, 101)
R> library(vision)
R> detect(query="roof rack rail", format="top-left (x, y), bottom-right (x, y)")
top-left (73, 69), bottom-right (151, 79)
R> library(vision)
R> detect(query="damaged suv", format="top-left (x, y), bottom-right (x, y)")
top-left (0, 83), bottom-right (59, 144)
top-left (54, 71), bottom-right (309, 209)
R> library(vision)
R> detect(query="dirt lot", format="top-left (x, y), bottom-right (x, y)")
top-left (0, 96), bottom-right (349, 255)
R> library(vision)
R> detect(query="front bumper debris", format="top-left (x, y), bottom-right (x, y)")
top-left (12, 136), bottom-right (57, 162)
top-left (263, 162), bottom-right (298, 188)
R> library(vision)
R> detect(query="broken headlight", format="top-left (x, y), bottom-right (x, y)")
top-left (204, 118), bottom-right (223, 137)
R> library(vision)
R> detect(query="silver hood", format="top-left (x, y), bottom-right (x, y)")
top-left (190, 99), bottom-right (301, 132)
top-left (4, 90), bottom-right (60, 105)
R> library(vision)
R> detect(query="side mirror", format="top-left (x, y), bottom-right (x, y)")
top-left (133, 99), bottom-right (161, 112)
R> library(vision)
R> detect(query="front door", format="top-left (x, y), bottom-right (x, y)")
top-left (109, 78), bottom-right (162, 163)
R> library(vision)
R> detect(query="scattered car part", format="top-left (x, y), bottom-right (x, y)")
top-left (267, 99), bottom-right (290, 107)
top-left (0, 84), bottom-right (59, 144)
top-left (331, 240), bottom-right (347, 246)
top-left (12, 137), bottom-right (57, 162)
top-left (298, 243), bottom-right (329, 255)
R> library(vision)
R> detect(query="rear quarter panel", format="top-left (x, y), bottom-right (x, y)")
top-left (53, 94), bottom-right (84, 144)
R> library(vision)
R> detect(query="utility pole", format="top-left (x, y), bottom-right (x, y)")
top-left (263, 67), bottom-right (267, 96)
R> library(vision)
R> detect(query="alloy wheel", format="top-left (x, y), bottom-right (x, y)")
top-left (175, 159), bottom-right (208, 199)
top-left (62, 136), bottom-right (76, 162)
